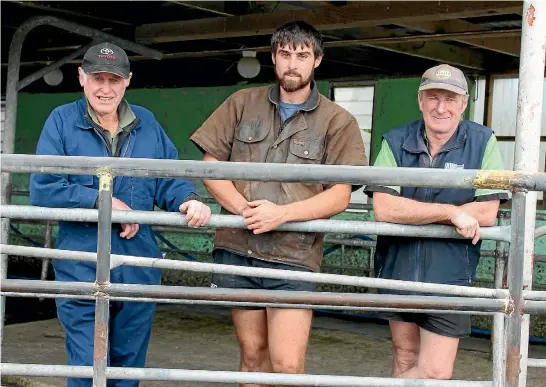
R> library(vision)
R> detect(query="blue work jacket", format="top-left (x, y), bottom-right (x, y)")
top-left (30, 97), bottom-right (199, 286)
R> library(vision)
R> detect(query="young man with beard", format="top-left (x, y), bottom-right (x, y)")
top-left (190, 21), bottom-right (367, 386)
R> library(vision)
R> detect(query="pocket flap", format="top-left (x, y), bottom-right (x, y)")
top-left (235, 121), bottom-right (270, 143)
top-left (289, 137), bottom-right (324, 160)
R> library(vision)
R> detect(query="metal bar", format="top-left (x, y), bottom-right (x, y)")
top-left (0, 363), bottom-right (493, 387)
top-left (0, 279), bottom-right (509, 312)
top-left (534, 224), bottom-right (546, 238)
top-left (510, 2), bottom-right (546, 386)
top-left (523, 301), bottom-right (546, 314)
top-left (0, 292), bottom-right (496, 315)
top-left (0, 244), bottom-right (508, 299)
top-left (17, 40), bottom-right (97, 90)
top-left (493, 214), bottom-right (509, 387)
top-left (506, 193), bottom-right (527, 386)
top-left (0, 205), bottom-right (512, 242)
top-left (93, 172), bottom-right (113, 387)
top-left (527, 359), bottom-right (546, 368)
top-left (38, 220), bottom-right (53, 302)
top-left (2, 154), bottom-right (546, 191)
top-left (522, 290), bottom-right (546, 300)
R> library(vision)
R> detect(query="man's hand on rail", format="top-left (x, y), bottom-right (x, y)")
top-left (112, 197), bottom-right (139, 239)
top-left (450, 209), bottom-right (481, 245)
top-left (243, 200), bottom-right (288, 234)
top-left (179, 200), bottom-right (212, 228)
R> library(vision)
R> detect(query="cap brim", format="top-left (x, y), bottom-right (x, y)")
top-left (82, 64), bottom-right (130, 79)
top-left (418, 82), bottom-right (467, 95)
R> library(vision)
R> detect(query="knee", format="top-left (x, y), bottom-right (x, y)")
top-left (270, 357), bottom-right (304, 374)
top-left (240, 340), bottom-right (269, 370)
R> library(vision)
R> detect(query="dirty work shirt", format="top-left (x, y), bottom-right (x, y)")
top-left (279, 101), bottom-right (304, 123)
top-left (190, 81), bottom-right (368, 272)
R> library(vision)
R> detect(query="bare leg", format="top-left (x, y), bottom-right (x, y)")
top-left (232, 309), bottom-right (273, 387)
top-left (398, 327), bottom-right (460, 379)
top-left (389, 320), bottom-right (421, 377)
top-left (267, 308), bottom-right (313, 386)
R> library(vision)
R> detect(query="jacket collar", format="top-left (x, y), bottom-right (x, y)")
top-left (268, 79), bottom-right (320, 112)
top-left (402, 119), bottom-right (468, 154)
top-left (75, 96), bottom-right (138, 131)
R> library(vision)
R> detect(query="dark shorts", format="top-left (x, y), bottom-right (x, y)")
top-left (377, 311), bottom-right (471, 339)
top-left (211, 249), bottom-right (316, 309)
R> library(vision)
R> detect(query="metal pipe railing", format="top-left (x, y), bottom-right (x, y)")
top-left (2, 154), bottom-right (546, 190)
top-left (0, 205), bottom-right (512, 242)
top-left (0, 363), bottom-right (493, 387)
top-left (0, 245), bottom-right (508, 299)
top-left (1, 279), bottom-right (511, 312)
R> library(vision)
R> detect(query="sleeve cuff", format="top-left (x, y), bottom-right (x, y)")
top-left (182, 193), bottom-right (202, 204)
top-left (363, 185), bottom-right (401, 198)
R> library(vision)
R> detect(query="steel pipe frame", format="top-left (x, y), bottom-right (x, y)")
top-left (492, 214), bottom-right (510, 387)
top-left (93, 172), bottom-right (113, 387)
top-left (0, 205), bottom-right (512, 242)
top-left (0, 363), bottom-right (493, 387)
top-left (2, 154), bottom-right (546, 191)
top-left (505, 2), bottom-right (546, 386)
top-left (526, 359), bottom-right (546, 368)
top-left (0, 292), bottom-right (496, 315)
top-left (0, 244), bottom-right (508, 299)
top-left (0, 15), bottom-right (163, 345)
top-left (0, 279), bottom-right (511, 313)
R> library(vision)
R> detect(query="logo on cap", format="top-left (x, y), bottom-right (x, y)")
top-left (435, 68), bottom-right (451, 79)
top-left (100, 48), bottom-right (114, 55)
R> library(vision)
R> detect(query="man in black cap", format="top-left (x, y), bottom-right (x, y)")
top-left (30, 42), bottom-right (212, 387)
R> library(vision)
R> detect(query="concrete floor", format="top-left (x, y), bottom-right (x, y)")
top-left (1, 305), bottom-right (546, 387)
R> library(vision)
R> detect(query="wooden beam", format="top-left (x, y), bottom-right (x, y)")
top-left (135, 1), bottom-right (522, 44)
top-left (397, 19), bottom-right (521, 56)
top-left (325, 26), bottom-right (488, 70)
top-left (371, 40), bottom-right (486, 70)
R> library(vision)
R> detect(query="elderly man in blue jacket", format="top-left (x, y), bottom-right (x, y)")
top-left (30, 42), bottom-right (211, 387)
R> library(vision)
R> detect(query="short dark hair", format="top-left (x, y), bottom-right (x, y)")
top-left (271, 20), bottom-right (324, 57)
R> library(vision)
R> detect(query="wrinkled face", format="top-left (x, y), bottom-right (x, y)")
top-left (78, 68), bottom-right (131, 115)
top-left (418, 89), bottom-right (468, 135)
top-left (272, 44), bottom-right (322, 93)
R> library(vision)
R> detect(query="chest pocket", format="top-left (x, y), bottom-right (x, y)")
top-left (288, 136), bottom-right (325, 164)
top-left (232, 121), bottom-right (271, 162)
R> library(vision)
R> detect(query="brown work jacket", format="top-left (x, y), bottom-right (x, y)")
top-left (190, 81), bottom-right (367, 271)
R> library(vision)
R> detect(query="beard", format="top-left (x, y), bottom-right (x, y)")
top-left (277, 69), bottom-right (313, 93)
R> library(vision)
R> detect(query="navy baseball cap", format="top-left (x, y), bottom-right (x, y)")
top-left (81, 42), bottom-right (130, 78)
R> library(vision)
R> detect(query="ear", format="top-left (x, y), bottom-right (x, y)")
top-left (271, 53), bottom-right (276, 65)
top-left (417, 92), bottom-right (425, 113)
top-left (124, 72), bottom-right (132, 87)
top-left (461, 95), bottom-right (469, 111)
top-left (314, 54), bottom-right (323, 69)
top-left (78, 67), bottom-right (85, 87)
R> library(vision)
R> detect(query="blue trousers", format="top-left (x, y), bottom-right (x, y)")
top-left (56, 298), bottom-right (156, 387)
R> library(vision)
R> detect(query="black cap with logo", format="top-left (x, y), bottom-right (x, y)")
top-left (81, 42), bottom-right (131, 78)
